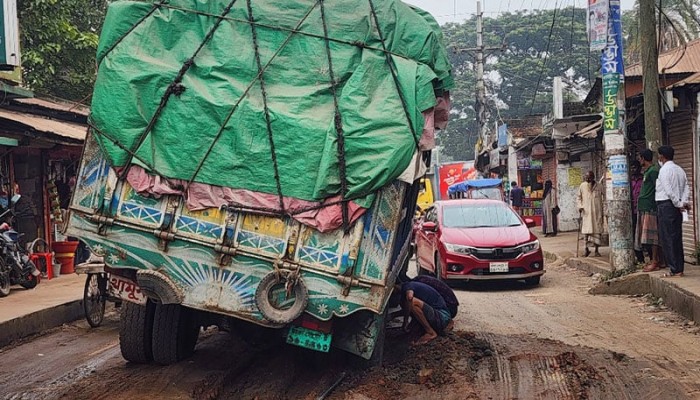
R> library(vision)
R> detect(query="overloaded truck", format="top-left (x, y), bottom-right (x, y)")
top-left (67, 0), bottom-right (453, 365)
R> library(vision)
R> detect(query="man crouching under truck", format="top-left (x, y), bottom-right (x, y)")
top-left (394, 279), bottom-right (454, 345)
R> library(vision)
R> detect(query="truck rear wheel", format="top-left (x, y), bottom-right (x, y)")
top-left (350, 308), bottom-right (387, 369)
top-left (365, 318), bottom-right (386, 368)
top-left (151, 304), bottom-right (200, 365)
top-left (119, 301), bottom-right (155, 364)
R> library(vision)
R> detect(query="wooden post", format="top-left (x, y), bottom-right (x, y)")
top-left (640, 0), bottom-right (662, 151)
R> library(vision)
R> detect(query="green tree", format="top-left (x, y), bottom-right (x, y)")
top-left (623, 0), bottom-right (700, 65)
top-left (480, 7), bottom-right (598, 117)
top-left (438, 22), bottom-right (478, 161)
top-left (18, 0), bottom-right (108, 102)
top-left (438, 7), bottom-right (599, 160)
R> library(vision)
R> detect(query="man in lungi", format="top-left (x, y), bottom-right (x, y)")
top-left (636, 149), bottom-right (662, 272)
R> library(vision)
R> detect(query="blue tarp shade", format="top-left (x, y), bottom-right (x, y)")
top-left (447, 179), bottom-right (501, 194)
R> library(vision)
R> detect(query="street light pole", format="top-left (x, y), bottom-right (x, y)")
top-left (476, 1), bottom-right (488, 154)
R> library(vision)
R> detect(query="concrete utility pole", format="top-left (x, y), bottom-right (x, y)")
top-left (601, 0), bottom-right (635, 270)
top-left (639, 0), bottom-right (662, 151)
top-left (475, 1), bottom-right (489, 150)
top-left (456, 2), bottom-right (502, 162)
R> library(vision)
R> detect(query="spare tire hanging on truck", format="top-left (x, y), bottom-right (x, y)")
top-left (255, 270), bottom-right (309, 324)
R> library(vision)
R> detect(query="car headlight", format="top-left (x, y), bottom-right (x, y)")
top-left (519, 240), bottom-right (540, 253)
top-left (444, 243), bottom-right (476, 255)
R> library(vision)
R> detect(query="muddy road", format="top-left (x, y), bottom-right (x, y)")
top-left (2, 259), bottom-right (700, 399)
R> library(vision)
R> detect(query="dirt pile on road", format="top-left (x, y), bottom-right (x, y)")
top-left (334, 330), bottom-right (491, 399)
top-left (553, 351), bottom-right (601, 399)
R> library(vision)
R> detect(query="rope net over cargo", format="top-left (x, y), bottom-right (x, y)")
top-left (88, 0), bottom-right (453, 232)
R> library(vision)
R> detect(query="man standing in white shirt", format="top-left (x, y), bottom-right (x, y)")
top-left (655, 146), bottom-right (690, 277)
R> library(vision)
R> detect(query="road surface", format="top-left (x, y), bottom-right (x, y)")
top-left (2, 256), bottom-right (700, 399)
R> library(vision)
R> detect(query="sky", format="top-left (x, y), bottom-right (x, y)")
top-left (403, 0), bottom-right (636, 25)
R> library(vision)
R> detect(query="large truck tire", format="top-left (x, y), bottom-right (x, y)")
top-left (151, 304), bottom-right (200, 365)
top-left (364, 319), bottom-right (386, 368)
top-left (119, 301), bottom-right (155, 364)
top-left (349, 308), bottom-right (387, 369)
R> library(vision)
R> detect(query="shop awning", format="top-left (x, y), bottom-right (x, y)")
top-left (671, 72), bottom-right (700, 88)
top-left (0, 109), bottom-right (86, 144)
top-left (12, 97), bottom-right (90, 117)
top-left (0, 81), bottom-right (33, 100)
top-left (572, 119), bottom-right (602, 139)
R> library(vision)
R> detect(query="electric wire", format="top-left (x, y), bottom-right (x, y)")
top-left (529, 0), bottom-right (560, 115)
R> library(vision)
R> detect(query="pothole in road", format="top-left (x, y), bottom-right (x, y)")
top-left (330, 330), bottom-right (694, 400)
top-left (30, 324), bottom-right (697, 400)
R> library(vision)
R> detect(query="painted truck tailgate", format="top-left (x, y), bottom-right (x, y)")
top-left (69, 134), bottom-right (410, 324)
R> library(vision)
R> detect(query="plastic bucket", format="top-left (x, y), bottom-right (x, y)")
top-left (52, 262), bottom-right (61, 278)
top-left (52, 241), bottom-right (80, 274)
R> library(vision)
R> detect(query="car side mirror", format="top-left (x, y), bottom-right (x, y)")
top-left (422, 221), bottom-right (438, 232)
top-left (524, 218), bottom-right (536, 228)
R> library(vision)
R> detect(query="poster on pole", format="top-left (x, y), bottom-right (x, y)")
top-left (609, 155), bottom-right (628, 188)
top-left (601, 0), bottom-right (624, 74)
top-left (588, 0), bottom-right (609, 51)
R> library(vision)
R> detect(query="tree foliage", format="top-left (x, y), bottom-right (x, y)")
top-left (18, 0), bottom-right (109, 102)
top-left (623, 0), bottom-right (700, 65)
top-left (15, 1), bottom-right (607, 162)
top-left (437, 7), bottom-right (599, 161)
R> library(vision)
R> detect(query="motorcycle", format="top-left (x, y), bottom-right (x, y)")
top-left (0, 195), bottom-right (41, 297)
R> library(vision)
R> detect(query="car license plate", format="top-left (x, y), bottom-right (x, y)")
top-left (286, 326), bottom-right (332, 353)
top-left (489, 262), bottom-right (509, 273)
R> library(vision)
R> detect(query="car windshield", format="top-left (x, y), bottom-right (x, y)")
top-left (442, 203), bottom-right (521, 228)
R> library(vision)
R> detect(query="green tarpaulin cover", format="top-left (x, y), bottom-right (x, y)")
top-left (91, 0), bottom-right (453, 208)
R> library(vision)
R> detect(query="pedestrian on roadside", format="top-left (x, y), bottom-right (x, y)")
top-left (655, 146), bottom-right (690, 277)
top-left (629, 160), bottom-right (645, 264)
top-left (636, 149), bottom-right (662, 272)
top-left (577, 171), bottom-right (604, 257)
top-left (510, 181), bottom-right (524, 214)
top-left (397, 280), bottom-right (453, 346)
top-left (542, 180), bottom-right (558, 237)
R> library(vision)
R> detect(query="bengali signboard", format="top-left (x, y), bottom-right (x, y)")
top-left (588, 0), bottom-right (609, 51)
top-left (603, 73), bottom-right (620, 133)
top-left (437, 162), bottom-right (476, 200)
top-left (601, 0), bottom-right (624, 75)
top-left (1, 0), bottom-right (21, 68)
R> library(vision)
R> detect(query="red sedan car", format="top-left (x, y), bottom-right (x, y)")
top-left (414, 199), bottom-right (545, 285)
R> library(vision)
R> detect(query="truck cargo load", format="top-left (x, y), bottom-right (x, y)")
top-left (68, 0), bottom-right (453, 365)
